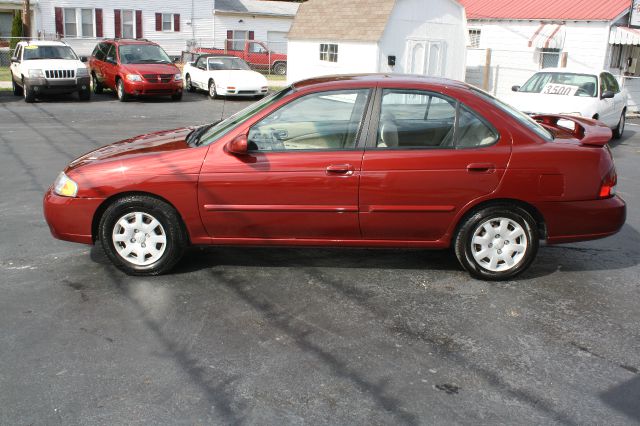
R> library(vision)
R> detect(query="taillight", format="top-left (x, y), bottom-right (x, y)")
top-left (599, 167), bottom-right (617, 198)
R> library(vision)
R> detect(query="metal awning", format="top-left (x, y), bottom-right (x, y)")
top-left (609, 26), bottom-right (640, 45)
top-left (528, 23), bottom-right (566, 49)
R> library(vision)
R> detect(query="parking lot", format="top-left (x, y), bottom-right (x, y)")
top-left (0, 89), bottom-right (639, 425)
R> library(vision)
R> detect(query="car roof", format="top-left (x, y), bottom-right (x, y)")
top-left (198, 54), bottom-right (243, 59)
top-left (104, 38), bottom-right (159, 46)
top-left (532, 68), bottom-right (606, 76)
top-left (17, 40), bottom-right (66, 47)
top-left (291, 73), bottom-right (470, 90)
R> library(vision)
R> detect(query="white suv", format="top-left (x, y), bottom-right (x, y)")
top-left (10, 40), bottom-right (91, 103)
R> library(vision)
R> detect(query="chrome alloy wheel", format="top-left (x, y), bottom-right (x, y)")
top-left (112, 212), bottom-right (167, 266)
top-left (470, 217), bottom-right (528, 272)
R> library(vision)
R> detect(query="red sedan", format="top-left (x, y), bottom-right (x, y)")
top-left (43, 75), bottom-right (626, 280)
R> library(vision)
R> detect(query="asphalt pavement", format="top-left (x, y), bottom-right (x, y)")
top-left (0, 89), bottom-right (639, 425)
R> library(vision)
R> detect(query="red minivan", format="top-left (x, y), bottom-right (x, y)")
top-left (89, 39), bottom-right (183, 101)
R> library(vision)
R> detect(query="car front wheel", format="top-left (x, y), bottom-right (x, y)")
top-left (454, 205), bottom-right (538, 280)
top-left (99, 195), bottom-right (187, 275)
top-left (116, 79), bottom-right (129, 102)
top-left (208, 80), bottom-right (217, 99)
top-left (92, 74), bottom-right (103, 94)
top-left (23, 81), bottom-right (35, 103)
top-left (185, 74), bottom-right (195, 92)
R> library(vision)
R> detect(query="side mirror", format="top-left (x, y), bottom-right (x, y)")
top-left (226, 134), bottom-right (248, 155)
top-left (511, 85), bottom-right (520, 92)
top-left (106, 56), bottom-right (115, 64)
top-left (173, 57), bottom-right (180, 63)
top-left (10, 56), bottom-right (18, 63)
top-left (601, 90), bottom-right (615, 99)
top-left (80, 56), bottom-right (88, 62)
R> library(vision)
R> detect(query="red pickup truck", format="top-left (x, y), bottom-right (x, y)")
top-left (196, 41), bottom-right (287, 75)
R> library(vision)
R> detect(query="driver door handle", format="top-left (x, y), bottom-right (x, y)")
top-left (326, 164), bottom-right (354, 176)
top-left (467, 163), bottom-right (496, 173)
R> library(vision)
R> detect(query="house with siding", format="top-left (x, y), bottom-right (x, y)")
top-left (0, 0), bottom-right (297, 56)
top-left (459, 0), bottom-right (640, 110)
top-left (286, 0), bottom-right (467, 84)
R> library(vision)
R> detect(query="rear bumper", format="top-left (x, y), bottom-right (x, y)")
top-left (43, 189), bottom-right (104, 245)
top-left (25, 76), bottom-right (90, 94)
top-left (539, 196), bottom-right (626, 244)
top-left (123, 79), bottom-right (183, 97)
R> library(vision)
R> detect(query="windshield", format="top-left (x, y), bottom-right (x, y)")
top-left (208, 57), bottom-right (251, 71)
top-left (23, 45), bottom-right (78, 60)
top-left (196, 87), bottom-right (294, 146)
top-left (470, 86), bottom-right (553, 141)
top-left (119, 44), bottom-right (172, 64)
top-left (519, 72), bottom-right (598, 97)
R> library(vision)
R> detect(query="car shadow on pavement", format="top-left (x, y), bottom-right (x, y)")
top-left (89, 222), bottom-right (640, 280)
top-left (600, 375), bottom-right (640, 422)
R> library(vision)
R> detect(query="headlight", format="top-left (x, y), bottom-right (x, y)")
top-left (76, 67), bottom-right (89, 77)
top-left (28, 69), bottom-right (44, 78)
top-left (126, 74), bottom-right (142, 82)
top-left (53, 172), bottom-right (78, 197)
top-left (174, 73), bottom-right (182, 81)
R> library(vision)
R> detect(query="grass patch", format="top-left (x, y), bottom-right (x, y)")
top-left (0, 68), bottom-right (11, 82)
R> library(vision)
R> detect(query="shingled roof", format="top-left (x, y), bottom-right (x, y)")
top-left (288, 0), bottom-right (397, 42)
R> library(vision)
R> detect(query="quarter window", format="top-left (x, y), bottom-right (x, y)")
top-left (247, 89), bottom-right (370, 151)
top-left (320, 44), bottom-right (338, 62)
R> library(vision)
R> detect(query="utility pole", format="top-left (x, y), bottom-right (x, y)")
top-left (22, 0), bottom-right (30, 38)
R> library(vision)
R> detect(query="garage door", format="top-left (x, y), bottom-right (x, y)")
top-left (267, 31), bottom-right (288, 54)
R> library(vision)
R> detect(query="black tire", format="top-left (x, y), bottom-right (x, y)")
top-left (613, 111), bottom-right (625, 139)
top-left (454, 204), bottom-right (539, 280)
top-left (208, 79), bottom-right (217, 99)
top-left (171, 92), bottom-right (183, 101)
top-left (12, 75), bottom-right (23, 96)
top-left (23, 81), bottom-right (35, 103)
top-left (116, 78), bottom-right (129, 102)
top-left (78, 88), bottom-right (91, 101)
top-left (98, 195), bottom-right (188, 276)
top-left (185, 74), bottom-right (195, 92)
top-left (92, 73), bottom-right (103, 94)
top-left (272, 62), bottom-right (286, 75)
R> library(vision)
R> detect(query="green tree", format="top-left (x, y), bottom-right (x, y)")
top-left (10, 11), bottom-right (23, 53)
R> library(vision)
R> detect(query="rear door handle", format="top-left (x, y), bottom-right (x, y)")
top-left (467, 163), bottom-right (496, 173)
top-left (326, 164), bottom-right (354, 175)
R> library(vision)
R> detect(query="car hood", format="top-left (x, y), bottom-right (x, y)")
top-left (503, 92), bottom-right (596, 115)
top-left (66, 127), bottom-right (202, 173)
top-left (210, 70), bottom-right (268, 85)
top-left (23, 58), bottom-right (85, 70)
top-left (119, 63), bottom-right (180, 75)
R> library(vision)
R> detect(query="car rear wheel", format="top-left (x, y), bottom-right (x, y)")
top-left (185, 74), bottom-right (195, 92)
top-left (613, 111), bottom-right (625, 139)
top-left (12, 76), bottom-right (23, 96)
top-left (171, 92), bottom-right (183, 101)
top-left (454, 205), bottom-right (538, 280)
top-left (116, 79), bottom-right (129, 102)
top-left (92, 74), bottom-right (103, 94)
top-left (208, 80), bottom-right (217, 99)
top-left (99, 195), bottom-right (187, 275)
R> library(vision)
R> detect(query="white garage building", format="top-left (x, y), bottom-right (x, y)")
top-left (286, 0), bottom-right (467, 84)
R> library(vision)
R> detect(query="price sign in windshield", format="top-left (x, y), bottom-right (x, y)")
top-left (541, 83), bottom-right (579, 96)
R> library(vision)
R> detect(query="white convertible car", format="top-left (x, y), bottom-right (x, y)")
top-left (183, 54), bottom-right (269, 98)
top-left (505, 68), bottom-right (628, 138)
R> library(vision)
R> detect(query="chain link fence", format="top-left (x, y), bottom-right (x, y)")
top-left (466, 47), bottom-right (563, 99)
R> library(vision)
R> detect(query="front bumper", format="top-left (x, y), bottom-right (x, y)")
top-left (43, 189), bottom-right (104, 245)
top-left (217, 85), bottom-right (269, 97)
top-left (540, 195), bottom-right (626, 244)
top-left (123, 79), bottom-right (183, 97)
top-left (24, 76), bottom-right (90, 94)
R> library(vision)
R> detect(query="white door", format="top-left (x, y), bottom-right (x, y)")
top-left (405, 39), bottom-right (445, 77)
top-left (267, 31), bottom-right (288, 54)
